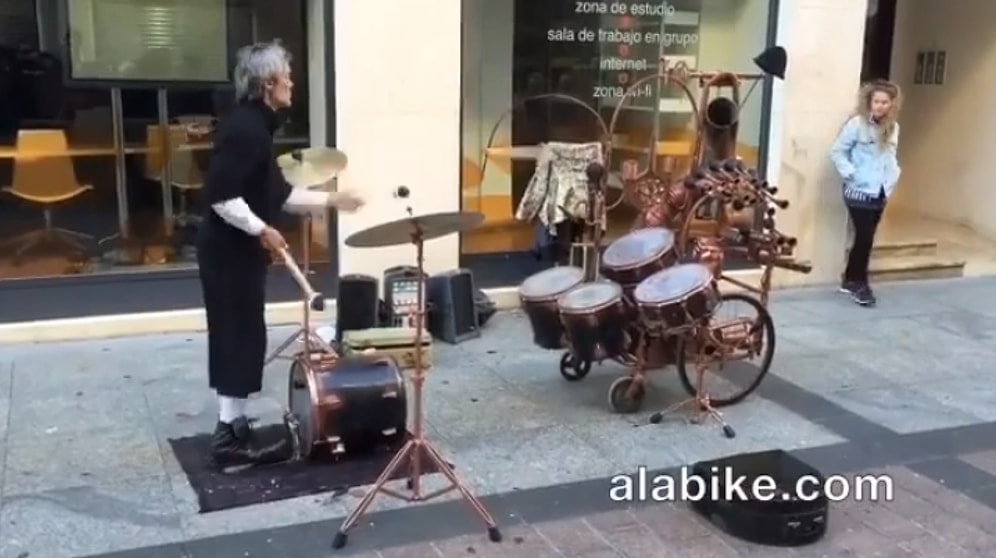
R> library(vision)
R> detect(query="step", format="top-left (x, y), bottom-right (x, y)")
top-left (872, 239), bottom-right (938, 258)
top-left (869, 254), bottom-right (965, 282)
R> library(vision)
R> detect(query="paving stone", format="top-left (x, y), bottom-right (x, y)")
top-left (533, 517), bottom-right (613, 555)
top-left (0, 475), bottom-right (182, 558)
top-left (432, 523), bottom-right (556, 558)
top-left (378, 542), bottom-right (442, 557)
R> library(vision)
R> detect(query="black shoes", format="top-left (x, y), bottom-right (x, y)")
top-left (839, 281), bottom-right (876, 307)
top-left (211, 416), bottom-right (290, 470)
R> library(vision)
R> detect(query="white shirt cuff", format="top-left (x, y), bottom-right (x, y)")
top-left (212, 198), bottom-right (267, 236)
top-left (283, 188), bottom-right (330, 214)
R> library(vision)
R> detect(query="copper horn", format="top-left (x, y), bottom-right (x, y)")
top-left (695, 73), bottom-right (741, 165)
top-left (277, 246), bottom-right (326, 311)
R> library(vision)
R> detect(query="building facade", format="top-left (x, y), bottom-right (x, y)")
top-left (1, 0), bottom-right (890, 331)
top-left (338, 0), bottom-right (867, 291)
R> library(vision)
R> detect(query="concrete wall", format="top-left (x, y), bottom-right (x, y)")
top-left (334, 0), bottom-right (462, 277)
top-left (764, 0), bottom-right (867, 287)
top-left (888, 0), bottom-right (996, 240)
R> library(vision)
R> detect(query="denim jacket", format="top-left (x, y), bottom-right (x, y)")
top-left (830, 116), bottom-right (901, 207)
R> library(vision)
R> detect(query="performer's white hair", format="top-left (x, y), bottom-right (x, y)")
top-left (233, 40), bottom-right (292, 102)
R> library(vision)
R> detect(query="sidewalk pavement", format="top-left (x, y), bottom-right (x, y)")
top-left (2, 277), bottom-right (996, 557)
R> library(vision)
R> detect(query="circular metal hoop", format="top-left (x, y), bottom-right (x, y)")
top-left (604, 71), bottom-right (700, 213)
top-left (479, 93), bottom-right (610, 180)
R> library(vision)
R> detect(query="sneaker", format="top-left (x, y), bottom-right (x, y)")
top-left (838, 280), bottom-right (859, 295)
top-left (850, 284), bottom-right (876, 307)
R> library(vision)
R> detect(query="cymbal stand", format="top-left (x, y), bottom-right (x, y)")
top-left (649, 328), bottom-right (736, 438)
top-left (265, 214), bottom-right (336, 366)
top-left (332, 209), bottom-right (501, 551)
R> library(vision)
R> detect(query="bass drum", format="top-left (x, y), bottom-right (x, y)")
top-left (288, 352), bottom-right (407, 459)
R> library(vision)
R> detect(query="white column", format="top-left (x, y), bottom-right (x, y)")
top-left (334, 0), bottom-right (462, 278)
top-left (767, 0), bottom-right (869, 287)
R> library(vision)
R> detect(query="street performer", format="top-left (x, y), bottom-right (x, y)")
top-left (197, 40), bottom-right (363, 468)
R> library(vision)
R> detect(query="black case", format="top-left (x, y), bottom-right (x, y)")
top-left (690, 449), bottom-right (829, 547)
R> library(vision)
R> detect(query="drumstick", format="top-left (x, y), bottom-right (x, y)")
top-left (277, 246), bottom-right (326, 311)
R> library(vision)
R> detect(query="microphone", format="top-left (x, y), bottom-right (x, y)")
top-left (394, 185), bottom-right (410, 199)
top-left (585, 162), bottom-right (605, 186)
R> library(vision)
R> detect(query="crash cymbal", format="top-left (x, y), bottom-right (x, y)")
top-left (277, 147), bottom-right (347, 174)
top-left (281, 162), bottom-right (333, 190)
top-left (278, 147), bottom-right (348, 189)
top-left (345, 212), bottom-right (485, 248)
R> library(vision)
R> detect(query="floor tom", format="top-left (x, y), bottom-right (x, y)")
top-left (633, 263), bottom-right (718, 330)
top-left (558, 280), bottom-right (629, 363)
top-left (518, 266), bottom-right (585, 349)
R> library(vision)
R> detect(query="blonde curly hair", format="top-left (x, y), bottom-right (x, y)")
top-left (854, 79), bottom-right (901, 147)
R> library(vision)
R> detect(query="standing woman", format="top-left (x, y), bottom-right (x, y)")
top-left (198, 41), bottom-right (364, 468)
top-left (830, 80), bottom-right (901, 307)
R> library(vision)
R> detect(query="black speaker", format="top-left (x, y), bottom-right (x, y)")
top-left (335, 274), bottom-right (379, 343)
top-left (427, 269), bottom-right (480, 344)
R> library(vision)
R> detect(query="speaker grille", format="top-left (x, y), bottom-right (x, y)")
top-left (451, 271), bottom-right (475, 335)
top-left (336, 274), bottom-right (379, 342)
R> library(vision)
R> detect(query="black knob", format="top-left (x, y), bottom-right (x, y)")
top-left (395, 185), bottom-right (410, 198)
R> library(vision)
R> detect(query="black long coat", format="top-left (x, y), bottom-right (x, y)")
top-left (196, 100), bottom-right (292, 398)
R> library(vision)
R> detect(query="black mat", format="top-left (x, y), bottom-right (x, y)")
top-left (168, 424), bottom-right (445, 513)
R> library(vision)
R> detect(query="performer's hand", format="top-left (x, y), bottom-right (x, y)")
top-left (329, 191), bottom-right (364, 212)
top-left (260, 226), bottom-right (288, 253)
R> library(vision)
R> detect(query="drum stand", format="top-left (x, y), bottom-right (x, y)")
top-left (331, 222), bottom-right (501, 550)
top-left (649, 335), bottom-right (736, 438)
top-left (265, 214), bottom-right (336, 366)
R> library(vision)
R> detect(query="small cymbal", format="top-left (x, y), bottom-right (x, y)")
top-left (278, 147), bottom-right (347, 189)
top-left (281, 162), bottom-right (334, 190)
top-left (277, 147), bottom-right (348, 173)
top-left (345, 212), bottom-right (485, 248)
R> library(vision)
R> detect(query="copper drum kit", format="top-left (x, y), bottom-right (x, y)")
top-left (263, 151), bottom-right (501, 548)
top-left (512, 46), bottom-right (812, 437)
top-left (329, 191), bottom-right (501, 549)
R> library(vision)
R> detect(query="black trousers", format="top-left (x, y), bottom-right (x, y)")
top-left (844, 204), bottom-right (884, 284)
top-left (199, 259), bottom-right (268, 398)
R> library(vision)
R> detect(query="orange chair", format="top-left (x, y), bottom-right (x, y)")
top-left (0, 130), bottom-right (94, 262)
top-left (146, 124), bottom-right (204, 227)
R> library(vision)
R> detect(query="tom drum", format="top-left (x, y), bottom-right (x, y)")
top-left (518, 266), bottom-right (585, 350)
top-left (633, 263), bottom-right (719, 330)
top-left (288, 352), bottom-right (407, 459)
top-left (558, 280), bottom-right (630, 363)
top-left (600, 227), bottom-right (677, 293)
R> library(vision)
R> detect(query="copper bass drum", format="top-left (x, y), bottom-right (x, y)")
top-left (288, 352), bottom-right (407, 459)
top-left (518, 265), bottom-right (585, 350)
top-left (600, 227), bottom-right (677, 294)
top-left (633, 263), bottom-right (719, 330)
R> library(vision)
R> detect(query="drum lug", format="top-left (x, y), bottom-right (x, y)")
top-left (384, 390), bottom-right (399, 399)
top-left (325, 436), bottom-right (345, 455)
top-left (284, 410), bottom-right (302, 461)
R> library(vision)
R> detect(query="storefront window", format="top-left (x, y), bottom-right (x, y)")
top-left (0, 0), bottom-right (316, 281)
top-left (460, 0), bottom-right (775, 287)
